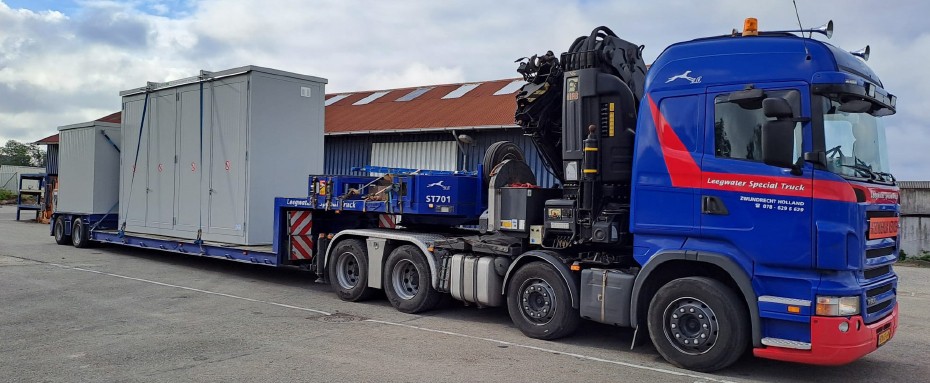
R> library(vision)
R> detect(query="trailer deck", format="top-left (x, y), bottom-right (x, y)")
top-left (92, 230), bottom-right (279, 265)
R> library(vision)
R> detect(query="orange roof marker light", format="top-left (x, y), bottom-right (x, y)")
top-left (743, 17), bottom-right (759, 36)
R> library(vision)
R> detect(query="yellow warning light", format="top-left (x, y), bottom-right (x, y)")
top-left (427, 246), bottom-right (435, 253)
top-left (743, 17), bottom-right (759, 36)
top-left (788, 306), bottom-right (801, 314)
top-left (570, 263), bottom-right (581, 271)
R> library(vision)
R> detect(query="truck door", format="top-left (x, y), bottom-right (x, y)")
top-left (700, 84), bottom-right (813, 269)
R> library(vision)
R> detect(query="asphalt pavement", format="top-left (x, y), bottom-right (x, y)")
top-left (1, 204), bottom-right (928, 382)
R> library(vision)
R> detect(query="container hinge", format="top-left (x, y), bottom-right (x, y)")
top-left (245, 151), bottom-right (248, 161)
top-left (174, 155), bottom-right (178, 163)
top-left (176, 92), bottom-right (180, 101)
top-left (173, 217), bottom-right (176, 225)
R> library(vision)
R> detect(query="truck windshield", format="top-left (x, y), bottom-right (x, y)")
top-left (820, 97), bottom-right (893, 182)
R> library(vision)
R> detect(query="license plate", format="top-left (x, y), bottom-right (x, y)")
top-left (877, 327), bottom-right (892, 347)
top-left (869, 217), bottom-right (899, 240)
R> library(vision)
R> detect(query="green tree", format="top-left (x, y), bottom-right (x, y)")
top-left (0, 140), bottom-right (46, 167)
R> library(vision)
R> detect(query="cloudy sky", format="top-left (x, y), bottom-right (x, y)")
top-left (0, 0), bottom-right (926, 179)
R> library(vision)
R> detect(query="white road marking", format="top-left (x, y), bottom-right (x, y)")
top-left (47, 262), bottom-right (332, 316)
top-left (46, 262), bottom-right (738, 383)
top-left (366, 319), bottom-right (738, 383)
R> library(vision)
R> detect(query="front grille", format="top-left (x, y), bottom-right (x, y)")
top-left (867, 210), bottom-right (897, 218)
top-left (864, 265), bottom-right (892, 280)
top-left (866, 246), bottom-right (895, 259)
top-left (867, 299), bottom-right (893, 315)
top-left (864, 282), bottom-right (896, 321)
top-left (867, 283), bottom-right (893, 298)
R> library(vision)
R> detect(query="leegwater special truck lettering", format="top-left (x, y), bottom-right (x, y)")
top-left (51, 18), bottom-right (899, 372)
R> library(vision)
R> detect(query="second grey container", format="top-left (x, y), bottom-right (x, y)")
top-left (119, 66), bottom-right (327, 245)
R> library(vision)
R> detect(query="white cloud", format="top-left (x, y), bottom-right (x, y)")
top-left (0, 0), bottom-right (927, 180)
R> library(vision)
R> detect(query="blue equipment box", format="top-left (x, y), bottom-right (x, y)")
top-left (307, 166), bottom-right (486, 223)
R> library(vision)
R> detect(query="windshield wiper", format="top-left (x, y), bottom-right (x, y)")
top-left (837, 164), bottom-right (877, 180)
top-left (874, 171), bottom-right (897, 183)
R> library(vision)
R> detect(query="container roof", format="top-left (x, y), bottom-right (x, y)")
top-left (47, 78), bottom-right (522, 141)
top-left (324, 78), bottom-right (522, 135)
top-left (39, 112), bottom-right (123, 144)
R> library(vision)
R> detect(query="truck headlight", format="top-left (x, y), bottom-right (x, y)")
top-left (815, 296), bottom-right (860, 316)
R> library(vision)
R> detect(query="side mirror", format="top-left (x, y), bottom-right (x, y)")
top-left (763, 97), bottom-right (793, 119)
top-left (762, 120), bottom-right (796, 168)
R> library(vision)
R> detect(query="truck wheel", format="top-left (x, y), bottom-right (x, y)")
top-left (647, 277), bottom-right (748, 372)
top-left (328, 239), bottom-right (375, 302)
top-left (54, 216), bottom-right (71, 245)
top-left (383, 245), bottom-right (441, 314)
top-left (506, 262), bottom-right (580, 340)
top-left (71, 218), bottom-right (93, 248)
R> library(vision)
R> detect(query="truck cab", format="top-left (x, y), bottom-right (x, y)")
top-left (634, 25), bottom-right (898, 366)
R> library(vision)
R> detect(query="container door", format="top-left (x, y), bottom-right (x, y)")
top-left (176, 86), bottom-right (208, 233)
top-left (146, 91), bottom-right (178, 229)
top-left (207, 80), bottom-right (247, 237)
top-left (121, 98), bottom-right (149, 227)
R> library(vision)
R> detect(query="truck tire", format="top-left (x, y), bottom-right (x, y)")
top-left (54, 216), bottom-right (71, 246)
top-left (328, 239), bottom-right (375, 301)
top-left (483, 141), bottom-right (525, 183)
top-left (506, 262), bottom-right (580, 340)
top-left (383, 245), bottom-right (441, 314)
top-left (647, 277), bottom-right (749, 372)
top-left (71, 218), bottom-right (93, 248)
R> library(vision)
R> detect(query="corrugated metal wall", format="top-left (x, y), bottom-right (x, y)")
top-left (324, 129), bottom-right (557, 187)
top-left (371, 141), bottom-right (457, 171)
top-left (46, 144), bottom-right (59, 175)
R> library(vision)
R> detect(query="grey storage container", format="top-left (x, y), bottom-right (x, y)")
top-left (118, 66), bottom-right (327, 245)
top-left (56, 121), bottom-right (122, 215)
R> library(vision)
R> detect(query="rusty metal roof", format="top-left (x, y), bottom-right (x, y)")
top-left (325, 78), bottom-right (521, 135)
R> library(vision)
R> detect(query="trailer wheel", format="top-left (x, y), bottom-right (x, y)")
top-left (383, 245), bottom-right (441, 314)
top-left (328, 239), bottom-right (375, 301)
top-left (54, 216), bottom-right (71, 246)
top-left (71, 218), bottom-right (93, 248)
top-left (506, 262), bottom-right (579, 340)
top-left (647, 277), bottom-right (748, 372)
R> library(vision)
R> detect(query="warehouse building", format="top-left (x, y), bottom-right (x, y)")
top-left (900, 181), bottom-right (930, 257)
top-left (323, 78), bottom-right (557, 187)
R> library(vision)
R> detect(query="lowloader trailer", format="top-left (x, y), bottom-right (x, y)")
top-left (53, 19), bottom-right (900, 371)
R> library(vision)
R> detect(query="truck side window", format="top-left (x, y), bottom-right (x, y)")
top-left (713, 90), bottom-right (801, 162)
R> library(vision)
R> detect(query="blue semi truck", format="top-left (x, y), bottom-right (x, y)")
top-left (51, 19), bottom-right (899, 371)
